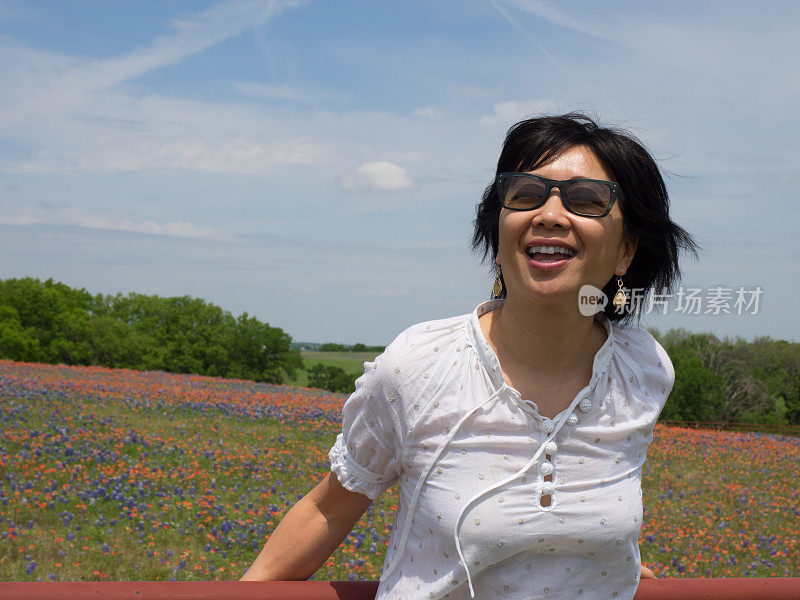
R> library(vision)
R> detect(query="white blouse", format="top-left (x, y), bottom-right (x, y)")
top-left (328, 300), bottom-right (674, 600)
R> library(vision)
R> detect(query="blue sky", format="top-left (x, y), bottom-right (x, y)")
top-left (1, 0), bottom-right (798, 344)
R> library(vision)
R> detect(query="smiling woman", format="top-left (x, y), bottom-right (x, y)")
top-left (493, 146), bottom-right (636, 314)
top-left (242, 113), bottom-right (699, 600)
top-left (474, 114), bottom-right (698, 322)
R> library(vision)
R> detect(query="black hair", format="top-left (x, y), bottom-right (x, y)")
top-left (472, 112), bottom-right (699, 325)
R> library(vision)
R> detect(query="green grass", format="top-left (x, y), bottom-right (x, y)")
top-left (286, 352), bottom-right (381, 387)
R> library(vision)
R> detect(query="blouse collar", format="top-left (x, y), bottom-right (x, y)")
top-left (466, 299), bottom-right (615, 392)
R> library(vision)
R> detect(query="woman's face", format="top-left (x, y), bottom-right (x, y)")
top-left (496, 145), bottom-right (637, 308)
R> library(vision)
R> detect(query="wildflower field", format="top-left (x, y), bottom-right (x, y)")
top-left (1, 360), bottom-right (798, 582)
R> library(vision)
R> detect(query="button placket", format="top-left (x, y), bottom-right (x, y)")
top-left (535, 419), bottom-right (557, 508)
top-left (454, 307), bottom-right (612, 597)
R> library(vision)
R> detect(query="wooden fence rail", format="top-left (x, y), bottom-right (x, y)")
top-left (1, 579), bottom-right (799, 600)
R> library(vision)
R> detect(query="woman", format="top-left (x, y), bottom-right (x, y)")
top-left (242, 113), bottom-right (698, 600)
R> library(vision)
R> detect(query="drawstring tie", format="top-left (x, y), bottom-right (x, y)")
top-left (379, 387), bottom-right (504, 583)
top-left (454, 405), bottom-right (574, 598)
top-left (381, 386), bottom-right (584, 599)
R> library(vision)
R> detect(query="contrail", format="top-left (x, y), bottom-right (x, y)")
top-left (488, 0), bottom-right (564, 72)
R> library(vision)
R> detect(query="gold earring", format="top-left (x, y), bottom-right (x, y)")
top-left (492, 265), bottom-right (503, 298)
top-left (613, 276), bottom-right (627, 309)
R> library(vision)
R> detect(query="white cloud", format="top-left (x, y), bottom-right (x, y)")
top-left (5, 130), bottom-right (324, 175)
top-left (118, 220), bottom-right (216, 238)
top-left (501, 0), bottom-right (606, 40)
top-left (75, 1), bottom-right (299, 92)
top-left (0, 1), bottom-right (323, 175)
top-left (338, 161), bottom-right (414, 193)
top-left (233, 81), bottom-right (337, 104)
top-left (479, 99), bottom-right (563, 128)
top-left (412, 105), bottom-right (444, 120)
top-left (499, 0), bottom-right (800, 105)
top-left (0, 2), bottom-right (484, 180)
top-left (0, 207), bottom-right (217, 239)
top-left (488, 0), bottom-right (562, 70)
top-left (0, 1), bottom-right (299, 111)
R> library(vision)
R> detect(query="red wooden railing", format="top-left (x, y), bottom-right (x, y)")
top-left (0, 579), bottom-right (798, 599)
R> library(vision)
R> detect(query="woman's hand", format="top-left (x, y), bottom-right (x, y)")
top-left (640, 564), bottom-right (656, 579)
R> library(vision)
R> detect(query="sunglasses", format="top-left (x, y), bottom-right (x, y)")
top-left (496, 172), bottom-right (623, 218)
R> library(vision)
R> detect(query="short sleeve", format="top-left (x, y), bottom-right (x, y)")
top-left (328, 357), bottom-right (404, 501)
top-left (616, 325), bottom-right (676, 418)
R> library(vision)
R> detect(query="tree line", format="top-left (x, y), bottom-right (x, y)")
top-left (653, 327), bottom-right (799, 426)
top-left (317, 342), bottom-right (386, 352)
top-left (1, 277), bottom-right (797, 426)
top-left (0, 277), bottom-right (301, 384)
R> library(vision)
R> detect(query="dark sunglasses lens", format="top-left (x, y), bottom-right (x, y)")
top-left (565, 181), bottom-right (611, 216)
top-left (502, 177), bottom-right (547, 209)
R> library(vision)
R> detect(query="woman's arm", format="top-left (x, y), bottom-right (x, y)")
top-left (240, 472), bottom-right (374, 581)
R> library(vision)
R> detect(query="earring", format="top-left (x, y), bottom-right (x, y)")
top-left (613, 276), bottom-right (627, 309)
top-left (492, 265), bottom-right (503, 298)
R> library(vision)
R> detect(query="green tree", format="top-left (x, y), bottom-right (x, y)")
top-left (659, 329), bottom-right (797, 425)
top-left (661, 348), bottom-right (726, 421)
top-left (86, 316), bottom-right (163, 370)
top-left (0, 277), bottom-right (94, 364)
top-left (228, 312), bottom-right (301, 383)
top-left (0, 305), bottom-right (41, 361)
top-left (0, 278), bottom-right (302, 385)
top-left (319, 343), bottom-right (347, 352)
top-left (307, 364), bottom-right (358, 393)
top-left (103, 290), bottom-right (299, 383)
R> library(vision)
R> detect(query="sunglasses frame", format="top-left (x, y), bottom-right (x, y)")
top-left (496, 172), bottom-right (623, 218)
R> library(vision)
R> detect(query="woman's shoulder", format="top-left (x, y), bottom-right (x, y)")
top-left (361, 310), bottom-right (473, 403)
top-left (381, 311), bottom-right (471, 362)
top-left (612, 320), bottom-right (675, 401)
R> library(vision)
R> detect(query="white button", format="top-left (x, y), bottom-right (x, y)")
top-left (541, 483), bottom-right (554, 495)
top-left (566, 413), bottom-right (579, 425)
top-left (540, 461), bottom-right (554, 476)
top-left (579, 398), bottom-right (592, 413)
top-left (543, 420), bottom-right (554, 433)
top-left (544, 441), bottom-right (558, 454)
